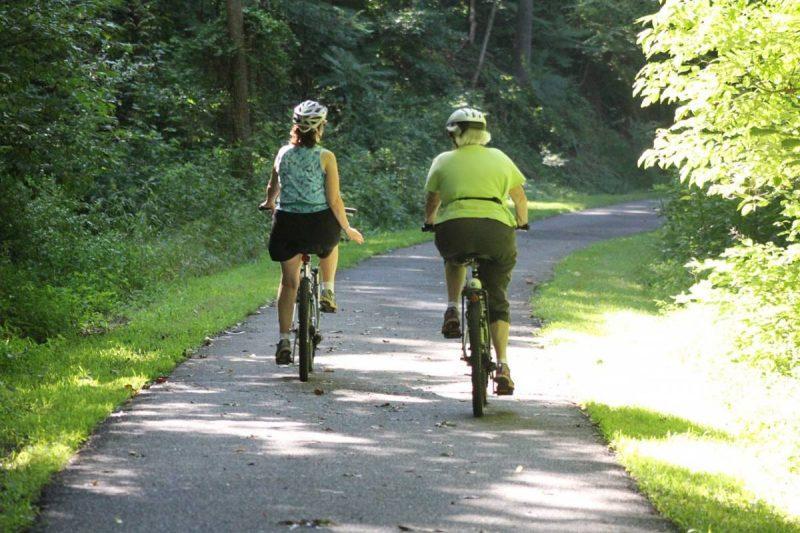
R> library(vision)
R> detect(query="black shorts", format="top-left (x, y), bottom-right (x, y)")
top-left (268, 208), bottom-right (341, 262)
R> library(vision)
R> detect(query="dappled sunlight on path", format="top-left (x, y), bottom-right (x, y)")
top-left (36, 201), bottom-right (672, 532)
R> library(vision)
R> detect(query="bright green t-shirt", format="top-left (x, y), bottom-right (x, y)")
top-left (425, 145), bottom-right (525, 227)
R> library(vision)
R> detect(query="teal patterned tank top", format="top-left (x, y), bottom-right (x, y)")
top-left (276, 145), bottom-right (329, 213)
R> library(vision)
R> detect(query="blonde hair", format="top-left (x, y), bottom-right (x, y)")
top-left (452, 128), bottom-right (491, 147)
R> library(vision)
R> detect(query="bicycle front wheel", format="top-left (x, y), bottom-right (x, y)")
top-left (298, 277), bottom-right (313, 382)
top-left (466, 296), bottom-right (487, 417)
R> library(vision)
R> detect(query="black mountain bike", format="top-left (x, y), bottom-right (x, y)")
top-left (423, 222), bottom-right (528, 417)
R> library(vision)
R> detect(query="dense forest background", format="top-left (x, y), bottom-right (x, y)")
top-left (0, 0), bottom-right (663, 342)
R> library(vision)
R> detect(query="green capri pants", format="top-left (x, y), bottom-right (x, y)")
top-left (434, 217), bottom-right (517, 323)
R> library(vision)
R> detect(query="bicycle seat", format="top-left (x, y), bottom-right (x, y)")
top-left (452, 253), bottom-right (491, 265)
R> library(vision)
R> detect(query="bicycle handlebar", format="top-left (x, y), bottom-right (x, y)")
top-left (259, 205), bottom-right (358, 215)
top-left (421, 223), bottom-right (529, 232)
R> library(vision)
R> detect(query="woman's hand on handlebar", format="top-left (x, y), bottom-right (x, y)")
top-left (517, 223), bottom-right (529, 231)
top-left (421, 221), bottom-right (435, 232)
top-left (344, 226), bottom-right (365, 245)
top-left (258, 200), bottom-right (275, 212)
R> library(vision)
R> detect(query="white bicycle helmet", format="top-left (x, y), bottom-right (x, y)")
top-left (445, 107), bottom-right (487, 133)
top-left (293, 100), bottom-right (328, 132)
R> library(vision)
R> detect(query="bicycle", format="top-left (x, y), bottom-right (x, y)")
top-left (422, 222), bottom-right (528, 417)
top-left (260, 205), bottom-right (357, 382)
top-left (294, 251), bottom-right (321, 382)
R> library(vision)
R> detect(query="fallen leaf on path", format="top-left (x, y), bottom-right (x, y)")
top-left (323, 367), bottom-right (334, 372)
top-left (524, 277), bottom-right (535, 285)
top-left (376, 402), bottom-right (391, 408)
top-left (435, 420), bottom-right (456, 428)
top-left (314, 388), bottom-right (325, 395)
top-left (515, 465), bottom-right (524, 473)
top-left (203, 336), bottom-right (213, 346)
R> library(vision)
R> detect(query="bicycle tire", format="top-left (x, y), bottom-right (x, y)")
top-left (466, 295), bottom-right (487, 417)
top-left (298, 277), bottom-right (312, 382)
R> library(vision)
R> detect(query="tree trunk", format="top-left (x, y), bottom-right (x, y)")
top-left (471, 0), bottom-right (499, 88)
top-left (513, 0), bottom-right (533, 84)
top-left (225, 0), bottom-right (252, 179)
top-left (468, 0), bottom-right (477, 45)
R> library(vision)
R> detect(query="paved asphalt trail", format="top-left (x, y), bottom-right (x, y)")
top-left (37, 200), bottom-right (673, 532)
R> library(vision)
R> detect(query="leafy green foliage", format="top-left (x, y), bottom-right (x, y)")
top-left (0, 0), bottom-right (657, 346)
top-left (636, 0), bottom-right (800, 233)
top-left (635, 0), bottom-right (800, 373)
top-left (687, 243), bottom-right (800, 375)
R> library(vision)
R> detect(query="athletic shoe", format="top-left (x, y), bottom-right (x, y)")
top-left (494, 363), bottom-right (515, 395)
top-left (441, 307), bottom-right (461, 338)
top-left (320, 289), bottom-right (337, 313)
top-left (275, 338), bottom-right (292, 365)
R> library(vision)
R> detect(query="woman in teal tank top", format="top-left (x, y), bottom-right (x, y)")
top-left (260, 100), bottom-right (364, 364)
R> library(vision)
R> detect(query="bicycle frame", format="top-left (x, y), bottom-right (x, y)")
top-left (460, 260), bottom-right (495, 416)
top-left (292, 254), bottom-right (321, 381)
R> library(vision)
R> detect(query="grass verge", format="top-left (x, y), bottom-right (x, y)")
top-left (0, 229), bottom-right (428, 531)
top-left (0, 193), bottom-right (654, 531)
top-left (532, 232), bottom-right (800, 532)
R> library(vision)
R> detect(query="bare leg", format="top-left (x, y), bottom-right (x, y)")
top-left (278, 255), bottom-right (302, 334)
top-left (445, 261), bottom-right (467, 303)
top-left (490, 320), bottom-right (510, 364)
top-left (319, 245), bottom-right (338, 284)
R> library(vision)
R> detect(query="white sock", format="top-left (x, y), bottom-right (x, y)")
top-left (447, 301), bottom-right (457, 309)
top-left (322, 282), bottom-right (335, 292)
top-left (280, 332), bottom-right (291, 341)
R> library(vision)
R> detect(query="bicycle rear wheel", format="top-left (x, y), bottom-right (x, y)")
top-left (466, 296), bottom-right (488, 417)
top-left (298, 277), bottom-right (313, 382)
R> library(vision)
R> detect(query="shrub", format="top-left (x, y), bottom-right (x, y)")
top-left (685, 242), bottom-right (800, 375)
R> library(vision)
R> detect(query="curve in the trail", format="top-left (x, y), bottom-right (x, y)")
top-left (36, 200), bottom-right (673, 532)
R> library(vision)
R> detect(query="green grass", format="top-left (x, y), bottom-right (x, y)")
top-left (0, 229), bottom-right (429, 531)
top-left (533, 232), bottom-right (800, 532)
top-left (0, 194), bottom-right (655, 531)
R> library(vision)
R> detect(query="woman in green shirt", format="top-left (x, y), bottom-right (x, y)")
top-left (424, 107), bottom-right (529, 395)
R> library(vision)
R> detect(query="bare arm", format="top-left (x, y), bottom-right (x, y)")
top-left (259, 156), bottom-right (281, 210)
top-left (508, 185), bottom-right (528, 227)
top-left (322, 150), bottom-right (364, 244)
top-left (424, 191), bottom-right (441, 225)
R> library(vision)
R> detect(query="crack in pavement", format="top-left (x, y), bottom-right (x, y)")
top-left (36, 200), bottom-right (675, 532)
